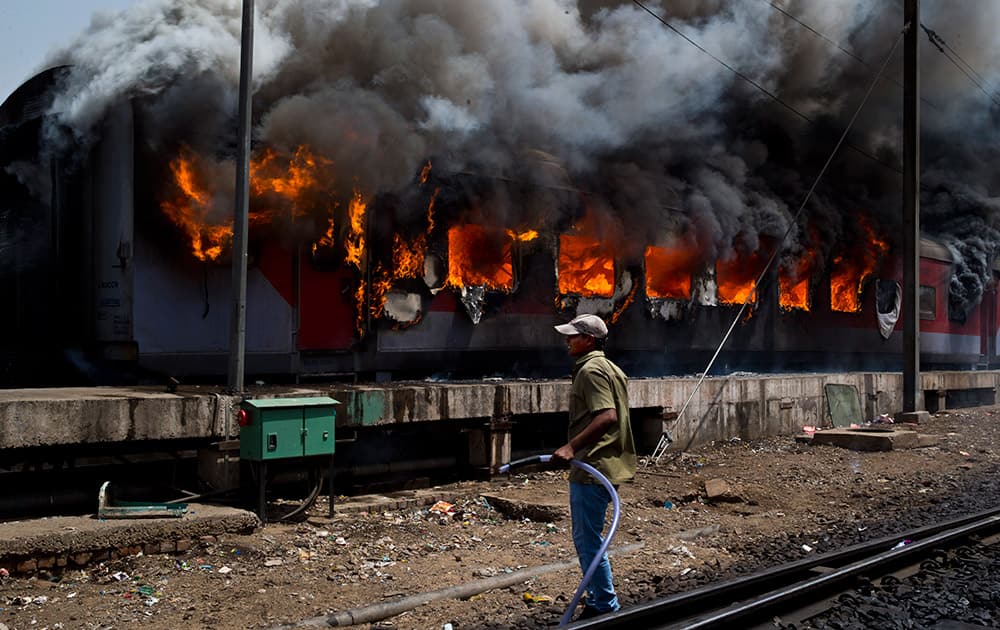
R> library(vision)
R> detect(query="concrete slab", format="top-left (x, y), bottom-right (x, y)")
top-left (811, 428), bottom-right (920, 451)
top-left (0, 504), bottom-right (259, 574)
top-left (1, 370), bottom-right (998, 453)
top-left (895, 410), bottom-right (931, 424)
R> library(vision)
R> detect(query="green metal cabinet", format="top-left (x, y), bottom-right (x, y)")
top-left (239, 397), bottom-right (338, 461)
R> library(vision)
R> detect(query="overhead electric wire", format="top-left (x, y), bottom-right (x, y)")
top-left (647, 25), bottom-right (908, 466)
top-left (920, 23), bottom-right (1000, 106)
top-left (763, 0), bottom-right (870, 67)
top-left (761, 0), bottom-right (940, 112)
top-left (629, 0), bottom-right (903, 176)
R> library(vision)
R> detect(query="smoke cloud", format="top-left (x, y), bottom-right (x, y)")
top-left (30, 0), bottom-right (1000, 309)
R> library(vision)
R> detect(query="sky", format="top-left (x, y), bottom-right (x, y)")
top-left (0, 0), bottom-right (139, 102)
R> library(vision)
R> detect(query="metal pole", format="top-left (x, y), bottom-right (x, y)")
top-left (902, 0), bottom-right (920, 412)
top-left (228, 0), bottom-right (254, 393)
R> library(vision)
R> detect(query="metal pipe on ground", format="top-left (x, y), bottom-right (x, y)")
top-left (273, 542), bottom-right (644, 628)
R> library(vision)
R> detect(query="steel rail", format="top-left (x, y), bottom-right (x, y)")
top-left (568, 505), bottom-right (1000, 629)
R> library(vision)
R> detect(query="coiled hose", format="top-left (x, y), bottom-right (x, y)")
top-left (498, 455), bottom-right (621, 627)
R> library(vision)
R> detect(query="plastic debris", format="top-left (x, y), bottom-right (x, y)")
top-left (663, 500), bottom-right (674, 509)
top-left (892, 539), bottom-right (912, 550)
top-left (522, 592), bottom-right (552, 605)
top-left (802, 544), bottom-right (813, 552)
top-left (429, 501), bottom-right (456, 515)
top-left (218, 566), bottom-right (232, 574)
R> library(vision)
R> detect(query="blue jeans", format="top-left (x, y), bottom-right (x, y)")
top-left (569, 482), bottom-right (620, 612)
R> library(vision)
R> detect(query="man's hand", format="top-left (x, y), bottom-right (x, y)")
top-left (553, 444), bottom-right (575, 462)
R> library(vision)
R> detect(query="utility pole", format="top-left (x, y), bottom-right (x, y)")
top-left (228, 0), bottom-right (254, 393)
top-left (902, 0), bottom-right (920, 412)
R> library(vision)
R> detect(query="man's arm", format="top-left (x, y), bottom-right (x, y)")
top-left (553, 408), bottom-right (617, 462)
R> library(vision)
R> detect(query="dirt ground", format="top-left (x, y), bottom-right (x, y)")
top-left (3, 405), bottom-right (1000, 630)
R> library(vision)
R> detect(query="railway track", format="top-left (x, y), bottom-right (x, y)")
top-left (568, 506), bottom-right (1000, 629)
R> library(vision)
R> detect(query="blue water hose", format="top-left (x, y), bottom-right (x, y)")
top-left (498, 455), bottom-right (621, 627)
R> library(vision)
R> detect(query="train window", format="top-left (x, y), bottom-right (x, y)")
top-left (919, 285), bottom-right (936, 320)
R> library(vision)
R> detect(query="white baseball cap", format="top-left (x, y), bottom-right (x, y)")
top-left (554, 314), bottom-right (608, 339)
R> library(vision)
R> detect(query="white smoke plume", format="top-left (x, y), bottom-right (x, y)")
top-left (29, 0), bottom-right (1000, 305)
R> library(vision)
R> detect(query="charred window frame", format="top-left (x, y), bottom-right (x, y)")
top-left (919, 285), bottom-right (936, 320)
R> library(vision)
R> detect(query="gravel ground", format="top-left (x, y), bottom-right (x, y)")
top-left (3, 406), bottom-right (1000, 629)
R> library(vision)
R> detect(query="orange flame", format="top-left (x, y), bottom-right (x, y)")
top-left (162, 144), bottom-right (336, 261)
top-left (645, 243), bottom-right (700, 299)
top-left (344, 191), bottom-right (367, 267)
top-left (779, 252), bottom-right (817, 311)
top-left (419, 160), bottom-right (433, 185)
top-left (311, 217), bottom-right (335, 257)
top-left (250, 146), bottom-right (331, 219)
top-left (370, 263), bottom-right (393, 319)
top-left (830, 220), bottom-right (889, 312)
top-left (716, 253), bottom-right (763, 305)
top-left (426, 188), bottom-right (440, 235)
top-left (392, 234), bottom-right (426, 279)
top-left (446, 224), bottom-right (514, 291)
top-left (160, 150), bottom-right (231, 261)
top-left (507, 229), bottom-right (539, 242)
top-left (558, 234), bottom-right (615, 296)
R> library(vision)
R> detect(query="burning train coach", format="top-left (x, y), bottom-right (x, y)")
top-left (3, 1), bottom-right (1000, 386)
top-left (1, 77), bottom-right (996, 386)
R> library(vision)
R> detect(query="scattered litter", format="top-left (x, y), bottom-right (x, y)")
top-left (111, 572), bottom-right (130, 581)
top-left (335, 537), bottom-right (347, 545)
top-left (801, 544), bottom-right (813, 553)
top-left (218, 566), bottom-right (232, 574)
top-left (264, 559), bottom-right (284, 567)
top-left (0, 568), bottom-right (8, 579)
top-left (429, 501), bottom-right (456, 515)
top-left (680, 567), bottom-right (693, 576)
top-left (670, 545), bottom-right (695, 558)
top-left (522, 592), bottom-right (552, 605)
top-left (663, 500), bottom-right (674, 509)
top-left (892, 539), bottom-right (912, 550)
top-left (802, 426), bottom-right (816, 436)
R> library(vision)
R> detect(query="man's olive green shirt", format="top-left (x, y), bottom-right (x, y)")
top-left (568, 350), bottom-right (637, 485)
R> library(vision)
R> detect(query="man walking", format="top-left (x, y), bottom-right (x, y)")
top-left (552, 313), bottom-right (636, 619)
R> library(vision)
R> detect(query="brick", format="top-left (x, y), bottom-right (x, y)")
top-left (36, 556), bottom-right (55, 569)
top-left (16, 558), bottom-right (37, 573)
top-left (159, 541), bottom-right (176, 554)
top-left (176, 539), bottom-right (192, 552)
top-left (91, 551), bottom-right (110, 562)
top-left (199, 535), bottom-right (217, 545)
top-left (56, 555), bottom-right (68, 567)
top-left (70, 552), bottom-right (93, 566)
top-left (144, 543), bottom-right (160, 555)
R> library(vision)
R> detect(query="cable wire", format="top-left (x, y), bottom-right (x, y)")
top-left (648, 25), bottom-right (907, 466)
top-left (630, 0), bottom-right (903, 176)
top-left (761, 0), bottom-right (940, 112)
top-left (920, 23), bottom-right (1000, 106)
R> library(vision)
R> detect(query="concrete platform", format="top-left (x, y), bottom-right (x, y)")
top-left (810, 428), bottom-right (928, 451)
top-left (0, 504), bottom-right (260, 574)
top-left (0, 370), bottom-right (995, 456)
